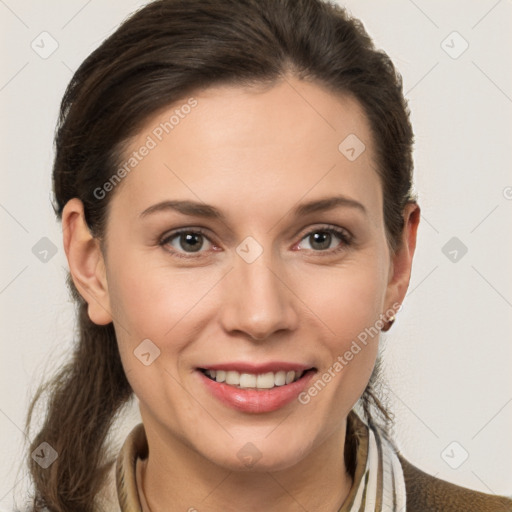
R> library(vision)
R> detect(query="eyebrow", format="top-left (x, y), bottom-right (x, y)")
top-left (139, 195), bottom-right (367, 221)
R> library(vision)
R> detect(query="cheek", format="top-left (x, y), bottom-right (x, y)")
top-left (107, 254), bottom-right (224, 353)
top-left (294, 259), bottom-right (386, 400)
top-left (108, 250), bottom-right (175, 329)
top-left (106, 260), bottom-right (195, 411)
top-left (295, 258), bottom-right (387, 341)
top-left (292, 267), bottom-right (384, 430)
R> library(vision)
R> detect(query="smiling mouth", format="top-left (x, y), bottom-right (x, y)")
top-left (199, 368), bottom-right (316, 390)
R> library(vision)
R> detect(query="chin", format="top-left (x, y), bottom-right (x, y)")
top-left (197, 434), bottom-right (314, 474)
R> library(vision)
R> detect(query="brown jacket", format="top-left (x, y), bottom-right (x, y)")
top-left (107, 416), bottom-right (512, 512)
top-left (399, 455), bottom-right (512, 512)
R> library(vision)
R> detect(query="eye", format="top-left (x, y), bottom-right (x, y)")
top-left (296, 226), bottom-right (351, 253)
top-left (159, 228), bottom-right (216, 258)
top-left (159, 225), bottom-right (352, 259)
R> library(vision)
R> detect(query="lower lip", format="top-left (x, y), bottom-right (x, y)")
top-left (197, 370), bottom-right (316, 413)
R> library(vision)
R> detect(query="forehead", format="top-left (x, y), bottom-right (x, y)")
top-left (109, 77), bottom-right (382, 223)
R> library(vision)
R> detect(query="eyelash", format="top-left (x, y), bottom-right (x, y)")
top-left (158, 225), bottom-right (353, 260)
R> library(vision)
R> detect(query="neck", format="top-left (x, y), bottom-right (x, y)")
top-left (139, 418), bottom-right (353, 512)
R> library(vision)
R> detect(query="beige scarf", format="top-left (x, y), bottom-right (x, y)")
top-left (344, 412), bottom-right (407, 511)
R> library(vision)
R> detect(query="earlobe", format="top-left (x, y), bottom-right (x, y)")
top-left (384, 202), bottom-right (421, 314)
top-left (62, 198), bottom-right (113, 326)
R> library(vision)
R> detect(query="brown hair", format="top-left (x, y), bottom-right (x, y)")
top-left (26, 0), bottom-right (415, 509)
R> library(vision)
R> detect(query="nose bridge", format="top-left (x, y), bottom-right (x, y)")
top-left (220, 246), bottom-right (297, 340)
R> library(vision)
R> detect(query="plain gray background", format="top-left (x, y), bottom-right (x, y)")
top-left (1, 0), bottom-right (511, 508)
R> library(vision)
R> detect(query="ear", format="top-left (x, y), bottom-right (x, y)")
top-left (62, 198), bottom-right (113, 325)
top-left (384, 202), bottom-right (421, 314)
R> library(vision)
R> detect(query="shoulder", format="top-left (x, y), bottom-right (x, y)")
top-left (399, 454), bottom-right (512, 512)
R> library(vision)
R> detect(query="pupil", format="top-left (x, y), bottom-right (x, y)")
top-left (311, 232), bottom-right (331, 250)
top-left (181, 233), bottom-right (202, 252)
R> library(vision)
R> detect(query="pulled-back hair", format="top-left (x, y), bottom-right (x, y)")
top-left (26, 1), bottom-right (415, 510)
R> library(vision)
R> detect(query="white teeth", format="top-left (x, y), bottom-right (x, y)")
top-left (274, 370), bottom-right (286, 386)
top-left (239, 373), bottom-right (257, 388)
top-left (203, 369), bottom-right (306, 389)
top-left (256, 372), bottom-right (275, 389)
top-left (225, 371), bottom-right (240, 385)
top-left (205, 369), bottom-right (217, 379)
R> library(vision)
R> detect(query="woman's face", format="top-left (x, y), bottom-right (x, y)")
top-left (78, 77), bottom-right (417, 471)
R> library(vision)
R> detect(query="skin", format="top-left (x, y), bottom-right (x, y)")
top-left (62, 75), bottom-right (420, 511)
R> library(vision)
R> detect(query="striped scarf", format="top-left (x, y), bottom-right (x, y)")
top-left (343, 411), bottom-right (407, 512)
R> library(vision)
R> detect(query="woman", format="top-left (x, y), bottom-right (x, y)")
top-left (26, 0), bottom-right (512, 511)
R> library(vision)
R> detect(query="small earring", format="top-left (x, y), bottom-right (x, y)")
top-left (381, 315), bottom-right (395, 332)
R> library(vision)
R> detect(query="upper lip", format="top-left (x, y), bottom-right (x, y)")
top-left (198, 362), bottom-right (315, 373)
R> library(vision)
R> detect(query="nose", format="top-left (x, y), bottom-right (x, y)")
top-left (219, 252), bottom-right (299, 341)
